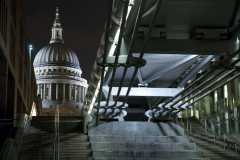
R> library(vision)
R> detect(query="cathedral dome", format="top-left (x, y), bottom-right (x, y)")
top-left (33, 7), bottom-right (80, 69)
top-left (33, 43), bottom-right (80, 69)
top-left (33, 7), bottom-right (88, 110)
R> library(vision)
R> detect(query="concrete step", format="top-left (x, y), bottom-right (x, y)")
top-left (168, 122), bottom-right (185, 136)
top-left (89, 122), bottom-right (202, 160)
top-left (91, 142), bottom-right (197, 151)
top-left (20, 131), bottom-right (92, 160)
top-left (89, 135), bottom-right (190, 143)
top-left (31, 116), bottom-right (83, 133)
top-left (92, 151), bottom-right (200, 159)
top-left (93, 158), bottom-right (204, 160)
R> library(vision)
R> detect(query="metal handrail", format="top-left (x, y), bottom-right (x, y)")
top-left (182, 120), bottom-right (240, 153)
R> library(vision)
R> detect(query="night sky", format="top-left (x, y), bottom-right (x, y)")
top-left (23, 0), bottom-right (109, 79)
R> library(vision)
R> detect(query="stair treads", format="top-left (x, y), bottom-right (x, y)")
top-left (89, 122), bottom-right (163, 136)
top-left (168, 122), bottom-right (185, 136)
top-left (89, 122), bottom-right (201, 160)
top-left (19, 131), bottom-right (91, 160)
top-left (91, 142), bottom-right (197, 152)
top-left (160, 123), bottom-right (177, 136)
top-left (89, 135), bottom-right (190, 144)
top-left (157, 123), bottom-right (168, 136)
top-left (92, 150), bottom-right (200, 159)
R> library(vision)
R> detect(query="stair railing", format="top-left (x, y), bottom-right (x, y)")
top-left (183, 119), bottom-right (240, 153)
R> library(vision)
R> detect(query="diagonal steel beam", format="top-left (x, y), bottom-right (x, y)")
top-left (145, 55), bottom-right (197, 83)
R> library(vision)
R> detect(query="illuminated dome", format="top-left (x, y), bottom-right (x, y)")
top-left (33, 43), bottom-right (80, 69)
top-left (33, 7), bottom-right (88, 110)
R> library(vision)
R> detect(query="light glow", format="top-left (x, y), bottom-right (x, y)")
top-left (108, 1), bottom-right (134, 57)
top-left (108, 29), bottom-right (120, 56)
top-left (88, 70), bottom-right (108, 114)
top-left (88, 80), bottom-right (101, 114)
top-left (224, 84), bottom-right (228, 99)
top-left (214, 91), bottom-right (218, 103)
top-left (195, 110), bottom-right (199, 119)
top-left (30, 102), bottom-right (37, 117)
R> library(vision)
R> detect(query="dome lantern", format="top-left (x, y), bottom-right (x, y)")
top-left (50, 7), bottom-right (64, 44)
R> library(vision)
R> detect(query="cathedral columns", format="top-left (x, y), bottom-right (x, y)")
top-left (56, 84), bottom-right (59, 100)
top-left (80, 87), bottom-right (82, 102)
top-left (49, 84), bottom-right (52, 100)
top-left (77, 86), bottom-right (80, 102)
top-left (37, 84), bottom-right (40, 95)
top-left (63, 84), bottom-right (66, 102)
top-left (74, 85), bottom-right (77, 101)
top-left (32, 8), bottom-right (88, 109)
top-left (43, 84), bottom-right (46, 99)
top-left (82, 87), bottom-right (84, 102)
top-left (69, 85), bottom-right (72, 101)
top-left (41, 84), bottom-right (44, 99)
top-left (80, 87), bottom-right (83, 102)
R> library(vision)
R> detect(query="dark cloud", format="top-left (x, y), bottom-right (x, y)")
top-left (24, 0), bottom-right (109, 79)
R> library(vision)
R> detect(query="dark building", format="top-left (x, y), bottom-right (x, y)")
top-left (1, 0), bottom-right (240, 160)
top-left (0, 0), bottom-right (37, 159)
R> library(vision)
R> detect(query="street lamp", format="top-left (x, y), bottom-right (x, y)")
top-left (28, 44), bottom-right (34, 109)
top-left (28, 44), bottom-right (33, 61)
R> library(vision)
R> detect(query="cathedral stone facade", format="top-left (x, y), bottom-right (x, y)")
top-left (33, 8), bottom-right (88, 110)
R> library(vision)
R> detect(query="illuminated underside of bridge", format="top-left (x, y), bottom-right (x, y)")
top-left (85, 0), bottom-right (240, 123)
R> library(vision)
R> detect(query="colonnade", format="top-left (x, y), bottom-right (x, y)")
top-left (37, 83), bottom-right (87, 103)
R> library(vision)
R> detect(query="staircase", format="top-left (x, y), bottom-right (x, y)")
top-left (31, 116), bottom-right (83, 133)
top-left (89, 121), bottom-right (202, 160)
top-left (19, 116), bottom-right (92, 160)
